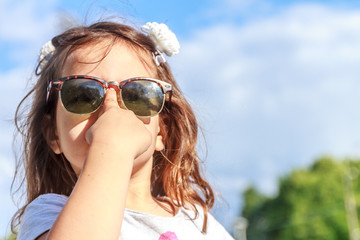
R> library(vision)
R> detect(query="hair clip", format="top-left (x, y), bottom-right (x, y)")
top-left (152, 51), bottom-right (166, 66)
top-left (38, 40), bottom-right (55, 71)
top-left (141, 22), bottom-right (180, 66)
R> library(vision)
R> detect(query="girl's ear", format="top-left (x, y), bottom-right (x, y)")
top-left (155, 134), bottom-right (165, 151)
top-left (42, 114), bottom-right (62, 154)
top-left (155, 123), bottom-right (165, 152)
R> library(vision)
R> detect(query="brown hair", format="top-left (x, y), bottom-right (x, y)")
top-left (11, 21), bottom-right (214, 233)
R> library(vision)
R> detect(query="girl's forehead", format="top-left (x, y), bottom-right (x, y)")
top-left (61, 40), bottom-right (156, 79)
top-left (61, 40), bottom-right (118, 74)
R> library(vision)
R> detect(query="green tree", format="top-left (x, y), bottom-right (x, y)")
top-left (1, 232), bottom-right (17, 240)
top-left (241, 157), bottom-right (360, 240)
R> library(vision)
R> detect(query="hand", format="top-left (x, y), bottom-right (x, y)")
top-left (85, 88), bottom-right (152, 159)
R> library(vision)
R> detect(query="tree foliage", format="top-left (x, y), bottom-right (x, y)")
top-left (1, 233), bottom-right (16, 240)
top-left (241, 157), bottom-right (360, 240)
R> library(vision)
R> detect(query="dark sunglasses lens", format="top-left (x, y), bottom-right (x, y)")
top-left (121, 80), bottom-right (164, 117)
top-left (61, 78), bottom-right (105, 114)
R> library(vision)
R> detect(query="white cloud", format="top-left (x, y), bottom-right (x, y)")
top-left (0, 0), bottom-right (59, 236)
top-left (0, 65), bottom-right (35, 237)
top-left (0, 0), bottom-right (58, 42)
top-left (172, 3), bottom-right (360, 198)
top-left (0, 0), bottom-right (61, 69)
top-left (0, 156), bottom-right (14, 182)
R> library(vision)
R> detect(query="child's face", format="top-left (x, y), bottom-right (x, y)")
top-left (49, 40), bottom-right (164, 175)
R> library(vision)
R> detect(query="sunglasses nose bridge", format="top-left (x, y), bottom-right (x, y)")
top-left (106, 81), bottom-right (120, 93)
top-left (106, 81), bottom-right (122, 106)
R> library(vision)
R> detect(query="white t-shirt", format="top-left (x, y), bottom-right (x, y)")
top-left (17, 193), bottom-right (234, 240)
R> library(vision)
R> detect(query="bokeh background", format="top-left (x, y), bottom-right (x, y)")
top-left (1, 0), bottom-right (360, 238)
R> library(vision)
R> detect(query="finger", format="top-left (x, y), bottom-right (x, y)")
top-left (102, 88), bottom-right (120, 112)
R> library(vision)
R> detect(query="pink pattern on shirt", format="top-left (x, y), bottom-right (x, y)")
top-left (159, 231), bottom-right (178, 240)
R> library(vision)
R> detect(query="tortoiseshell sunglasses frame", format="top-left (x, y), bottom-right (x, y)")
top-left (46, 75), bottom-right (173, 116)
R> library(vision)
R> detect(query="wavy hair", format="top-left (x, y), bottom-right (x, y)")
top-left (11, 21), bottom-right (214, 233)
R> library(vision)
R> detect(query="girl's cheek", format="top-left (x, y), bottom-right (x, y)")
top-left (56, 106), bottom-right (97, 159)
top-left (57, 105), bottom-right (97, 140)
top-left (59, 120), bottom-right (93, 175)
top-left (67, 119), bottom-right (93, 141)
top-left (58, 116), bottom-right (94, 144)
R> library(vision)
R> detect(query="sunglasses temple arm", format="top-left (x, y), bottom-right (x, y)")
top-left (46, 81), bottom-right (62, 102)
top-left (167, 92), bottom-right (172, 110)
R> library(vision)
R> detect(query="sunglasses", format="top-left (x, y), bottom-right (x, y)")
top-left (47, 75), bottom-right (173, 117)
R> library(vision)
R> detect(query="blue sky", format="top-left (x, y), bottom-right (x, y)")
top-left (1, 0), bottom-right (360, 237)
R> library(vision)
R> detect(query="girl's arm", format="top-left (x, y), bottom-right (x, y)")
top-left (38, 89), bottom-right (152, 240)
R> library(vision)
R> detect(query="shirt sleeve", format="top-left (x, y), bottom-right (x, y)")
top-left (206, 213), bottom-right (235, 240)
top-left (17, 194), bottom-right (68, 240)
top-left (182, 205), bottom-right (235, 239)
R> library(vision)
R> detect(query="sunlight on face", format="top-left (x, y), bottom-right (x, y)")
top-left (52, 40), bottom-right (164, 175)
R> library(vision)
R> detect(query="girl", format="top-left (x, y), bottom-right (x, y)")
top-left (12, 20), bottom-right (234, 239)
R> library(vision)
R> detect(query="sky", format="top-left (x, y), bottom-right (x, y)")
top-left (1, 0), bottom-right (360, 237)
